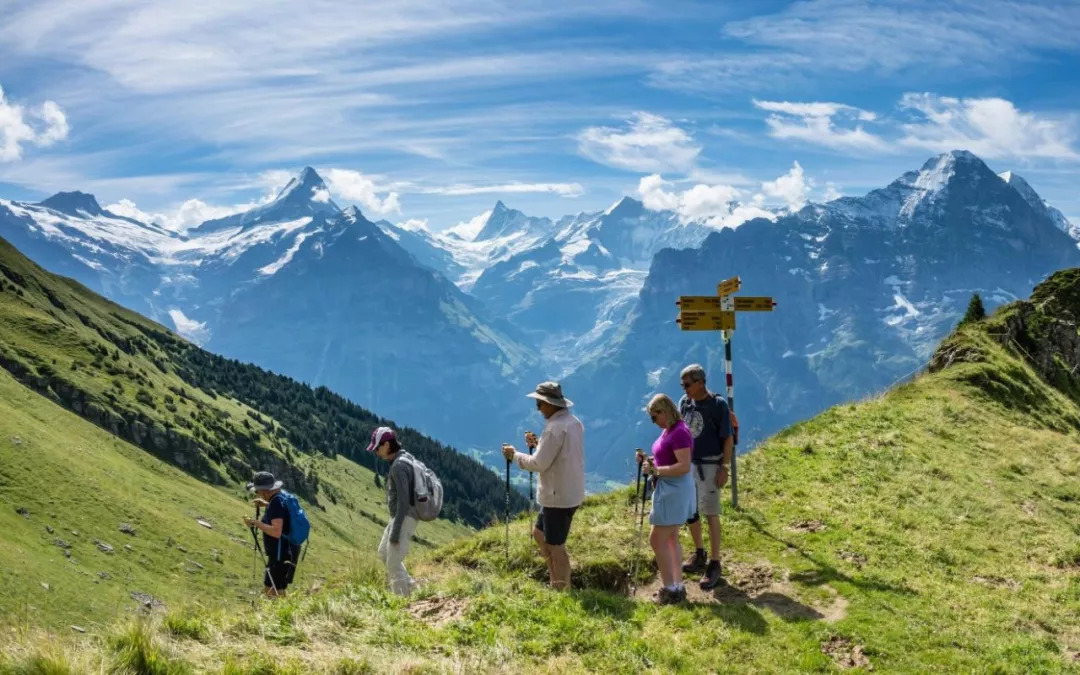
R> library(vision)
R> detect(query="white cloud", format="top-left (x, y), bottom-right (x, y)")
top-left (105, 197), bottom-right (253, 232)
top-left (168, 308), bottom-right (210, 344)
top-left (760, 161), bottom-right (812, 211)
top-left (753, 99), bottom-right (888, 152)
top-left (638, 174), bottom-right (762, 228)
top-left (311, 187), bottom-right (331, 203)
top-left (823, 182), bottom-right (843, 202)
top-left (424, 182), bottom-right (584, 197)
top-left (445, 210), bottom-right (492, 240)
top-left (898, 93), bottom-right (1079, 161)
top-left (321, 168), bottom-right (401, 216)
top-left (638, 161), bottom-right (817, 227)
top-left (0, 84), bottom-right (69, 161)
top-left (578, 112), bottom-right (701, 173)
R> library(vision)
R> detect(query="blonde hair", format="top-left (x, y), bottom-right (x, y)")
top-left (647, 393), bottom-right (681, 429)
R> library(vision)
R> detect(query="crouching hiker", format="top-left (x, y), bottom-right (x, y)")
top-left (368, 426), bottom-right (444, 596)
top-left (243, 471), bottom-right (310, 598)
top-left (502, 381), bottom-right (585, 591)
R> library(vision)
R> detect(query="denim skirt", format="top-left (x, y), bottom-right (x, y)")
top-left (649, 471), bottom-right (696, 526)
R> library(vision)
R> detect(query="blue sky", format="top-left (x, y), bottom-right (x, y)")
top-left (0, 0), bottom-right (1078, 231)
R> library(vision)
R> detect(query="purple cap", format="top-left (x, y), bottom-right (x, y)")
top-left (366, 426), bottom-right (397, 452)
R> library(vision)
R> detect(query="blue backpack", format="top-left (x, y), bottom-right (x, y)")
top-left (277, 491), bottom-right (310, 547)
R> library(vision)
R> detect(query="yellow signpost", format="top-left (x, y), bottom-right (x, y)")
top-left (673, 276), bottom-right (775, 509)
top-left (716, 276), bottom-right (741, 297)
top-left (732, 296), bottom-right (777, 312)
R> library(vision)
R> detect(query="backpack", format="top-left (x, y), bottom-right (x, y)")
top-left (400, 455), bottom-right (443, 522)
top-left (277, 491), bottom-right (310, 547)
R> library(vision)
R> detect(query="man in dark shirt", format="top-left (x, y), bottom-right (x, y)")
top-left (243, 471), bottom-right (300, 597)
top-left (678, 364), bottom-right (733, 589)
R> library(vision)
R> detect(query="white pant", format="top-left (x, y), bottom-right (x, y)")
top-left (377, 516), bottom-right (417, 596)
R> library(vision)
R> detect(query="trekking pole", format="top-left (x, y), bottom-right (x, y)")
top-left (504, 455), bottom-right (511, 564)
top-left (526, 432), bottom-right (536, 511)
top-left (633, 449), bottom-right (643, 514)
top-left (630, 462), bottom-right (652, 596)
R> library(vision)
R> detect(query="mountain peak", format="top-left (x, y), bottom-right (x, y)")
top-left (39, 191), bottom-right (104, 217)
top-left (603, 196), bottom-right (644, 219)
top-left (276, 166), bottom-right (329, 203)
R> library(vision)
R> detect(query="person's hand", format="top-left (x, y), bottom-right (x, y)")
top-left (252, 498), bottom-right (269, 507)
top-left (243, 517), bottom-right (257, 528)
top-left (645, 458), bottom-right (657, 476)
top-left (501, 444), bottom-right (516, 461)
top-left (715, 466), bottom-right (729, 488)
top-left (635, 449), bottom-right (645, 466)
top-left (524, 431), bottom-right (538, 449)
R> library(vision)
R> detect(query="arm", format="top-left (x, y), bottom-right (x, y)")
top-left (655, 447), bottom-right (692, 477)
top-left (253, 518), bottom-right (283, 539)
top-left (516, 425), bottom-right (564, 474)
top-left (389, 462), bottom-right (412, 544)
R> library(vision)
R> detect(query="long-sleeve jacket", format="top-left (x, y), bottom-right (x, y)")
top-left (514, 408), bottom-right (585, 508)
top-left (387, 452), bottom-right (420, 543)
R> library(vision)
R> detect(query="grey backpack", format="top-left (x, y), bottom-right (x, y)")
top-left (402, 455), bottom-right (443, 521)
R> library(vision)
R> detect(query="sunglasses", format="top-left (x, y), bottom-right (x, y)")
top-left (681, 380), bottom-right (697, 389)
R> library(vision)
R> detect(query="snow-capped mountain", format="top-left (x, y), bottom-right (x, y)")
top-left (382, 196), bottom-right (717, 375)
top-left (561, 150), bottom-right (1080, 478)
top-left (999, 171), bottom-right (1080, 244)
top-left (0, 168), bottom-right (539, 455)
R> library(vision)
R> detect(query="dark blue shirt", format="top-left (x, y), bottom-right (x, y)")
top-left (679, 393), bottom-right (732, 462)
top-left (261, 492), bottom-right (292, 561)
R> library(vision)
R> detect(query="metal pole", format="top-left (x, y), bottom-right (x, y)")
top-left (504, 458), bottom-right (511, 563)
top-left (724, 329), bottom-right (738, 509)
top-left (634, 451), bottom-right (643, 514)
top-left (527, 441), bottom-right (535, 511)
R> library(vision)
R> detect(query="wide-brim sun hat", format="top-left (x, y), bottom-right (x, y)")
top-left (526, 381), bottom-right (573, 408)
top-left (247, 471), bottom-right (283, 492)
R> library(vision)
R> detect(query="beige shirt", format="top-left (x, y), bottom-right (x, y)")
top-left (515, 408), bottom-right (585, 508)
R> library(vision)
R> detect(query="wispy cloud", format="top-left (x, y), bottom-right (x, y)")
top-left (753, 99), bottom-right (888, 153)
top-left (423, 182), bottom-right (584, 197)
top-left (898, 93), bottom-right (1079, 161)
top-left (578, 112), bottom-right (701, 173)
top-left (0, 84), bottom-right (68, 161)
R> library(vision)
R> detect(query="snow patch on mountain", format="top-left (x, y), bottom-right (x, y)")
top-left (258, 228), bottom-right (321, 276)
top-left (168, 308), bottom-right (210, 344)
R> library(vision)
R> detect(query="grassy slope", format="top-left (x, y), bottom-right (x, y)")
top-left (3, 306), bottom-right (1077, 672)
top-left (0, 238), bottom-right (472, 629)
top-left (0, 366), bottom-right (468, 632)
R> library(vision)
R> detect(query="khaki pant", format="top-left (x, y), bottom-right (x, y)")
top-left (378, 516), bottom-right (418, 596)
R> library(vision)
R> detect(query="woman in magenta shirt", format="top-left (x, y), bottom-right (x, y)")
top-left (641, 393), bottom-right (695, 604)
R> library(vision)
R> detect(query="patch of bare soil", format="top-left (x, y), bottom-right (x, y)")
top-left (838, 549), bottom-right (867, 569)
top-left (788, 519), bottom-right (827, 533)
top-left (821, 635), bottom-right (872, 670)
top-left (636, 560), bottom-right (850, 623)
top-left (407, 596), bottom-right (468, 627)
top-left (971, 575), bottom-right (1021, 591)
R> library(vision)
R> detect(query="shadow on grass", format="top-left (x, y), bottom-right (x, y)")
top-left (741, 512), bottom-right (917, 597)
top-left (570, 586), bottom-right (770, 635)
top-left (712, 582), bottom-right (823, 624)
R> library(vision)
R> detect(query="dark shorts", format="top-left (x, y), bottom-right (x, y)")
top-left (535, 506), bottom-right (578, 546)
top-left (264, 543), bottom-right (301, 591)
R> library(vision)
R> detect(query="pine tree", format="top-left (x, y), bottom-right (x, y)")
top-left (961, 293), bottom-right (986, 325)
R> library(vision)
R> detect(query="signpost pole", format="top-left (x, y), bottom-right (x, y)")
top-left (723, 329), bottom-right (737, 509)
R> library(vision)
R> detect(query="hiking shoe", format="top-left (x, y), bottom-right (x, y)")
top-left (682, 549), bottom-right (707, 574)
top-left (657, 587), bottom-right (682, 605)
top-left (700, 560), bottom-right (724, 590)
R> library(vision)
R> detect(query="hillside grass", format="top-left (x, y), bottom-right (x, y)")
top-left (3, 320), bottom-right (1077, 673)
top-left (0, 365), bottom-right (470, 631)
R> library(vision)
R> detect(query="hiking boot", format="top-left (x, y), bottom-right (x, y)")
top-left (700, 560), bottom-right (724, 590)
top-left (657, 587), bottom-right (685, 605)
top-left (682, 549), bottom-right (707, 574)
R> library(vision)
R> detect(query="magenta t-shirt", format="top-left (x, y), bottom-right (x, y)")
top-left (652, 420), bottom-right (693, 467)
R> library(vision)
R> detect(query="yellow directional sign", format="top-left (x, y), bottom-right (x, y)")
top-left (676, 295), bottom-right (724, 312)
top-left (717, 276), bottom-right (741, 297)
top-left (732, 296), bottom-right (777, 312)
top-left (677, 311), bottom-right (735, 331)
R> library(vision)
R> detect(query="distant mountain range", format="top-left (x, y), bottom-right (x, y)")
top-left (2, 150), bottom-right (1076, 480)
